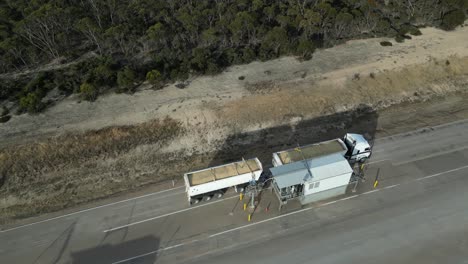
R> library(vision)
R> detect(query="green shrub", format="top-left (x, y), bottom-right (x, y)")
top-left (94, 64), bottom-right (116, 86)
top-left (19, 92), bottom-right (44, 113)
top-left (395, 35), bottom-right (405, 43)
top-left (117, 66), bottom-right (136, 92)
top-left (380, 41), bottom-right (393, 46)
top-left (295, 39), bottom-right (315, 60)
top-left (441, 10), bottom-right (466, 30)
top-left (79, 82), bottom-right (98, 101)
top-left (146, 69), bottom-right (163, 89)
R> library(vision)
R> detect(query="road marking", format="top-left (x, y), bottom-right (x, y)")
top-left (0, 186), bottom-right (184, 233)
top-left (383, 184), bottom-right (400, 189)
top-left (366, 159), bottom-right (389, 165)
top-left (112, 250), bottom-right (160, 264)
top-left (321, 200), bottom-right (337, 206)
top-left (103, 195), bottom-right (239, 233)
top-left (111, 239), bottom-right (201, 264)
top-left (394, 145), bottom-right (468, 166)
top-left (110, 162), bottom-right (468, 263)
top-left (338, 195), bottom-right (359, 201)
top-left (362, 189), bottom-right (380, 195)
top-left (416, 164), bottom-right (468, 181)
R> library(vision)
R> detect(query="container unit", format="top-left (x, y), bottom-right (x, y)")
top-left (270, 153), bottom-right (354, 208)
top-left (183, 158), bottom-right (263, 205)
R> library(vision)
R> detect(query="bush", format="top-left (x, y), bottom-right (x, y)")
top-left (117, 66), bottom-right (136, 92)
top-left (19, 92), bottom-right (44, 113)
top-left (94, 64), bottom-right (116, 86)
top-left (79, 82), bottom-right (98, 101)
top-left (380, 41), bottom-right (393, 46)
top-left (395, 35), bottom-right (405, 43)
top-left (441, 10), bottom-right (466, 30)
top-left (295, 39), bottom-right (315, 60)
top-left (146, 69), bottom-right (163, 89)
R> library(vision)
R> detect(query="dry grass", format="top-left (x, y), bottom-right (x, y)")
top-left (0, 117), bottom-right (183, 222)
top-left (218, 56), bottom-right (468, 126)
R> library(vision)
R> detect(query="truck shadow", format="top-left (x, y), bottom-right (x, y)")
top-left (208, 105), bottom-right (379, 169)
top-left (70, 235), bottom-right (159, 264)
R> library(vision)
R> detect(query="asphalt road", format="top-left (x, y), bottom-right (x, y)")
top-left (1, 119), bottom-right (468, 264)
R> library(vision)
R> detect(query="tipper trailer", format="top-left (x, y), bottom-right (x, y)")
top-left (183, 158), bottom-right (263, 205)
top-left (272, 133), bottom-right (371, 166)
top-left (183, 133), bottom-right (372, 207)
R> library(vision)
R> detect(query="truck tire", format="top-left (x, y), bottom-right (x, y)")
top-left (203, 195), bottom-right (213, 202)
top-left (190, 198), bottom-right (201, 205)
top-left (215, 192), bottom-right (224, 199)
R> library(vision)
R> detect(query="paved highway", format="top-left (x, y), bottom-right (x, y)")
top-left (1, 119), bottom-right (468, 264)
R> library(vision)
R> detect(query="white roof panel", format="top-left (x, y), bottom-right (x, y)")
top-left (271, 153), bottom-right (352, 189)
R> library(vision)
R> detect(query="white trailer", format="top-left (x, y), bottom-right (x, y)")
top-left (183, 158), bottom-right (263, 205)
top-left (272, 133), bottom-right (371, 166)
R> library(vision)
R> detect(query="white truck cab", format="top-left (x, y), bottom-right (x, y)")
top-left (343, 133), bottom-right (372, 163)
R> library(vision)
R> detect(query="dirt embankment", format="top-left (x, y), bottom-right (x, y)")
top-left (1, 25), bottom-right (468, 224)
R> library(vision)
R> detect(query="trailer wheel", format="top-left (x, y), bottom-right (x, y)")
top-left (190, 198), bottom-right (201, 205)
top-left (214, 192), bottom-right (224, 199)
top-left (203, 195), bottom-right (213, 202)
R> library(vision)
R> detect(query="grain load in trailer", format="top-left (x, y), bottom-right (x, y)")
top-left (272, 138), bottom-right (347, 166)
top-left (184, 158), bottom-right (263, 205)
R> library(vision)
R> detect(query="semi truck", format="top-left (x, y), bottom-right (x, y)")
top-left (183, 133), bottom-right (371, 206)
top-left (183, 158), bottom-right (263, 205)
top-left (270, 133), bottom-right (372, 207)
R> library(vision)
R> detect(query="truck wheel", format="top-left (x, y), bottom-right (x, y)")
top-left (203, 195), bottom-right (213, 202)
top-left (215, 192), bottom-right (224, 199)
top-left (190, 198), bottom-right (201, 205)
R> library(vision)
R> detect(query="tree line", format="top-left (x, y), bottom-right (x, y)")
top-left (0, 0), bottom-right (467, 113)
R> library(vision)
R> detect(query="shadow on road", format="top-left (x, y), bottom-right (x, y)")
top-left (208, 105), bottom-right (379, 168)
top-left (70, 235), bottom-right (159, 264)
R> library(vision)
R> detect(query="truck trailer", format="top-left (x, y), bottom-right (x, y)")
top-left (272, 133), bottom-right (371, 166)
top-left (183, 158), bottom-right (263, 205)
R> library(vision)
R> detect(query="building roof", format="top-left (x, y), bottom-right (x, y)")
top-left (275, 139), bottom-right (347, 165)
top-left (271, 153), bottom-right (353, 189)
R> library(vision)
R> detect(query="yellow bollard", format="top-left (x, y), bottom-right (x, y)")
top-left (240, 193), bottom-right (243, 200)
top-left (360, 163), bottom-right (365, 171)
top-left (243, 203), bottom-right (247, 211)
top-left (373, 180), bottom-right (379, 188)
top-left (248, 214), bottom-right (251, 222)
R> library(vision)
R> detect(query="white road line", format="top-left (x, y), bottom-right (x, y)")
top-left (383, 184), bottom-right (400, 189)
top-left (209, 207), bottom-right (314, 238)
top-left (394, 145), bottom-right (468, 166)
top-left (103, 195), bottom-right (239, 233)
top-left (338, 195), bottom-right (359, 201)
top-left (112, 250), bottom-right (160, 264)
top-left (366, 159), bottom-right (389, 165)
top-left (0, 186), bottom-right (184, 233)
top-left (110, 162), bottom-right (468, 263)
top-left (321, 200), bottom-right (338, 206)
top-left (416, 164), bottom-right (468, 181)
top-left (112, 239), bottom-right (200, 264)
top-left (362, 189), bottom-right (380, 195)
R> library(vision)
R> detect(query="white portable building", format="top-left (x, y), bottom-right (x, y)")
top-left (270, 153), bottom-right (353, 205)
